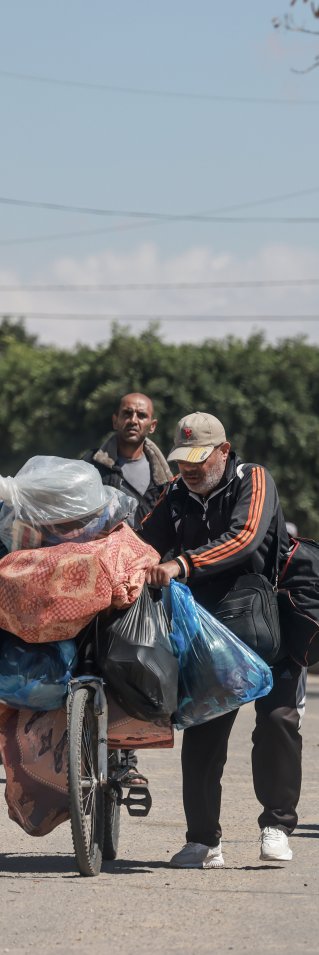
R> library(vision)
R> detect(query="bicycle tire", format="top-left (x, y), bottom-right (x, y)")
top-left (68, 686), bottom-right (104, 877)
top-left (103, 787), bottom-right (121, 860)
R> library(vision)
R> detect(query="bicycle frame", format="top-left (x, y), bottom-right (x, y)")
top-left (67, 674), bottom-right (152, 816)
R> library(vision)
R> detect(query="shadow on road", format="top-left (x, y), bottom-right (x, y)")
top-left (237, 864), bottom-right (285, 871)
top-left (0, 854), bottom-right (171, 877)
top-left (0, 854), bottom-right (291, 877)
top-left (294, 824), bottom-right (319, 838)
top-left (296, 823), bottom-right (319, 829)
top-left (102, 860), bottom-right (285, 874)
top-left (102, 858), bottom-right (171, 873)
top-left (0, 853), bottom-right (77, 875)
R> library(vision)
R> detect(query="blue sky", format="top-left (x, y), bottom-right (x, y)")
top-left (1, 0), bottom-right (319, 347)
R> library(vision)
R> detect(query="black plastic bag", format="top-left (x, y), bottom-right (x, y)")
top-left (95, 585), bottom-right (178, 723)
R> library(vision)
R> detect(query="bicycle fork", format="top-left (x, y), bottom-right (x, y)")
top-left (68, 676), bottom-right (108, 785)
top-left (93, 681), bottom-right (108, 785)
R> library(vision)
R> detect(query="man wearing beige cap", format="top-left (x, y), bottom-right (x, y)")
top-left (140, 411), bottom-right (305, 868)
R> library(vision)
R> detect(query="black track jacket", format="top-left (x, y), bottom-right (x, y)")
top-left (139, 451), bottom-right (290, 614)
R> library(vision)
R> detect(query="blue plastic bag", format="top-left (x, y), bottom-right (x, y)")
top-left (169, 580), bottom-right (273, 729)
top-left (0, 631), bottom-right (78, 710)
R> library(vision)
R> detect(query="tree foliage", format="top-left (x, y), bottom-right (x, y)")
top-left (0, 318), bottom-right (319, 536)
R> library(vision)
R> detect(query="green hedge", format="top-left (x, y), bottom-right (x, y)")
top-left (1, 318), bottom-right (318, 536)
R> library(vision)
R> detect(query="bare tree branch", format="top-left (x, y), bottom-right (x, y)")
top-left (292, 54), bottom-right (319, 72)
top-left (286, 24), bottom-right (319, 34)
top-left (273, 2), bottom-right (319, 71)
top-left (273, 0), bottom-right (319, 31)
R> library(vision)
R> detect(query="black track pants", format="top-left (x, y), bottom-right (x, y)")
top-left (182, 657), bottom-right (305, 845)
top-left (252, 658), bottom-right (305, 834)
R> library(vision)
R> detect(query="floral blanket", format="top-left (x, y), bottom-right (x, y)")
top-left (0, 523), bottom-right (160, 642)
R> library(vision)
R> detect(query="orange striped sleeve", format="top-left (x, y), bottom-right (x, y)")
top-left (191, 466), bottom-right (266, 568)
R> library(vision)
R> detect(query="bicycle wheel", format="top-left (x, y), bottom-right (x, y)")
top-left (103, 786), bottom-right (121, 860)
top-left (68, 686), bottom-right (105, 876)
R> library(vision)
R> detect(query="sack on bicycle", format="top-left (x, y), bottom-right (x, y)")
top-left (0, 703), bottom-right (70, 836)
top-left (0, 630), bottom-right (77, 710)
top-left (95, 584), bottom-right (178, 724)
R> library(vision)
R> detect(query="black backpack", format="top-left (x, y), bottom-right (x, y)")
top-left (277, 537), bottom-right (319, 667)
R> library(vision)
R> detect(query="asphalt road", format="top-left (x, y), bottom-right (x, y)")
top-left (0, 676), bottom-right (319, 955)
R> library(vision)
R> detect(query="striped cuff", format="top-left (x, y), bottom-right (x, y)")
top-left (175, 555), bottom-right (189, 581)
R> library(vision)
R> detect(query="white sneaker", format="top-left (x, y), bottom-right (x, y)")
top-left (260, 827), bottom-right (292, 861)
top-left (170, 841), bottom-right (224, 869)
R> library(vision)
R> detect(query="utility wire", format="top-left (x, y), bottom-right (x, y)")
top-left (1, 68), bottom-right (319, 106)
top-left (2, 194), bottom-right (319, 224)
top-left (0, 221), bottom-right (150, 247)
top-left (2, 279), bottom-right (319, 291)
top-left (2, 313), bottom-right (319, 322)
top-left (1, 186), bottom-right (319, 246)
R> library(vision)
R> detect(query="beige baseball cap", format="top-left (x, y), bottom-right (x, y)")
top-left (167, 412), bottom-right (226, 463)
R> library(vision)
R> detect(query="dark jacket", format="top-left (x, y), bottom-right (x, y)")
top-left (139, 451), bottom-right (290, 614)
top-left (0, 540), bottom-right (8, 559)
top-left (0, 502), bottom-right (8, 558)
top-left (83, 434), bottom-right (172, 527)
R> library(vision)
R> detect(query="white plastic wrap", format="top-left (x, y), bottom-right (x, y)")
top-left (0, 455), bottom-right (137, 551)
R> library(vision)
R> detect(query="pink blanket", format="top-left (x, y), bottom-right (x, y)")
top-left (0, 523), bottom-right (160, 642)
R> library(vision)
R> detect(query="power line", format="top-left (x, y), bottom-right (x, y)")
top-left (1, 279), bottom-right (319, 292)
top-left (1, 68), bottom-right (319, 107)
top-left (2, 195), bottom-right (319, 224)
top-left (2, 313), bottom-right (319, 322)
top-left (1, 186), bottom-right (319, 247)
top-left (0, 220), bottom-right (148, 247)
